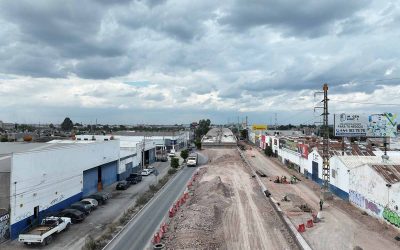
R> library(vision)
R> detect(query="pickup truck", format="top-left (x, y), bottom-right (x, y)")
top-left (18, 216), bottom-right (71, 245)
top-left (187, 153), bottom-right (198, 167)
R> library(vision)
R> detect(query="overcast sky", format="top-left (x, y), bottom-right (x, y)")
top-left (0, 0), bottom-right (399, 125)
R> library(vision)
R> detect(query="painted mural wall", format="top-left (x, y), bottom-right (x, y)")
top-left (0, 211), bottom-right (9, 243)
top-left (348, 164), bottom-right (400, 228)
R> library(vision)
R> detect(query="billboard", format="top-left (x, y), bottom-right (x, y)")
top-left (298, 144), bottom-right (309, 159)
top-left (334, 113), bottom-right (368, 137)
top-left (334, 113), bottom-right (397, 138)
top-left (367, 113), bottom-right (398, 137)
top-left (252, 124), bottom-right (267, 130)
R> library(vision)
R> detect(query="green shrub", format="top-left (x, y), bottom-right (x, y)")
top-left (170, 157), bottom-right (179, 168)
top-left (168, 168), bottom-right (177, 175)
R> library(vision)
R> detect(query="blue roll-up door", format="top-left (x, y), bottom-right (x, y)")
top-left (312, 161), bottom-right (319, 183)
top-left (101, 161), bottom-right (117, 187)
top-left (83, 168), bottom-right (98, 196)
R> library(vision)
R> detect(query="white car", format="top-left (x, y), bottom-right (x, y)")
top-left (80, 198), bottom-right (99, 209)
top-left (141, 169), bottom-right (152, 176)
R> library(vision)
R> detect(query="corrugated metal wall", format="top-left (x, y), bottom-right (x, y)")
top-left (101, 161), bottom-right (117, 187)
top-left (83, 168), bottom-right (98, 196)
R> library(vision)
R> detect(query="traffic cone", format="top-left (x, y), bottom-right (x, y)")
top-left (297, 224), bottom-right (306, 233)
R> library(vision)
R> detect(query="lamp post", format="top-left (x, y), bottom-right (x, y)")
top-left (386, 183), bottom-right (392, 207)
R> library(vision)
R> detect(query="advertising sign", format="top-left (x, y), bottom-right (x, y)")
top-left (334, 113), bottom-right (398, 137)
top-left (252, 124), bottom-right (267, 130)
top-left (367, 113), bottom-right (398, 137)
top-left (298, 144), bottom-right (309, 159)
top-left (334, 113), bottom-right (368, 137)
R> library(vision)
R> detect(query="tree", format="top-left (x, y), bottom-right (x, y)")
top-left (194, 139), bottom-right (202, 150)
top-left (240, 129), bottom-right (248, 139)
top-left (49, 123), bottom-right (55, 129)
top-left (61, 117), bottom-right (74, 131)
top-left (170, 157), bottom-right (179, 168)
top-left (264, 146), bottom-right (273, 157)
top-left (195, 119), bottom-right (211, 140)
top-left (180, 150), bottom-right (189, 162)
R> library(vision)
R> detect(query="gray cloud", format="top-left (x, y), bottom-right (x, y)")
top-left (219, 0), bottom-right (369, 37)
top-left (0, 0), bottom-right (399, 123)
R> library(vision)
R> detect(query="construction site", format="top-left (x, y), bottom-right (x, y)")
top-left (163, 148), bottom-right (300, 249)
top-left (161, 142), bottom-right (400, 250)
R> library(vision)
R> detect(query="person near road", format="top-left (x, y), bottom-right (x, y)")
top-left (319, 199), bottom-right (324, 211)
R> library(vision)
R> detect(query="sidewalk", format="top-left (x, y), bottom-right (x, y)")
top-left (245, 147), bottom-right (400, 250)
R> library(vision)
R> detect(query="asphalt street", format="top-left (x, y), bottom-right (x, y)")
top-left (105, 151), bottom-right (208, 250)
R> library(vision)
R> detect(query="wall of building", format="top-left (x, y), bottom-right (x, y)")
top-left (0, 156), bottom-right (10, 210)
top-left (348, 164), bottom-right (388, 220)
top-left (329, 156), bottom-right (350, 200)
top-left (9, 141), bottom-right (119, 239)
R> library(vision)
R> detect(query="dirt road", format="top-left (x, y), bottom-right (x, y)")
top-left (164, 148), bottom-right (299, 250)
top-left (245, 146), bottom-right (400, 250)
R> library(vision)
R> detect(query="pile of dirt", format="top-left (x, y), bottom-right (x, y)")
top-left (164, 176), bottom-right (232, 249)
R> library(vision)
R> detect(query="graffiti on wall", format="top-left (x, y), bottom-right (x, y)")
top-left (40, 194), bottom-right (65, 211)
top-left (349, 190), bottom-right (383, 216)
top-left (0, 212), bottom-right (10, 242)
top-left (383, 207), bottom-right (400, 228)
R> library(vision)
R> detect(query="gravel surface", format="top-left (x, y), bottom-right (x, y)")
top-left (164, 148), bottom-right (299, 250)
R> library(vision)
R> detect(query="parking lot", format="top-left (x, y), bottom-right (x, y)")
top-left (3, 160), bottom-right (173, 250)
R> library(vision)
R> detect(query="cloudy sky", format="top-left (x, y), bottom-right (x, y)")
top-left (0, 0), bottom-right (400, 125)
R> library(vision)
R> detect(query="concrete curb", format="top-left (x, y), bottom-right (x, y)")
top-left (237, 147), bottom-right (312, 250)
top-left (102, 166), bottom-right (187, 250)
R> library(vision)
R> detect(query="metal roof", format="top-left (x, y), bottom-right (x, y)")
top-left (370, 165), bottom-right (400, 184)
top-left (337, 155), bottom-right (400, 169)
top-left (0, 142), bottom-right (57, 156)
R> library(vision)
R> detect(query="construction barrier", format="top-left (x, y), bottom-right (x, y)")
top-left (159, 229), bottom-right (164, 239)
top-left (297, 224), bottom-right (306, 233)
top-left (306, 219), bottom-right (314, 228)
top-left (161, 222), bottom-right (167, 232)
top-left (187, 181), bottom-right (192, 188)
top-left (153, 232), bottom-right (161, 244)
top-left (180, 196), bottom-right (186, 204)
top-left (169, 208), bottom-right (175, 218)
top-left (184, 191), bottom-right (189, 199)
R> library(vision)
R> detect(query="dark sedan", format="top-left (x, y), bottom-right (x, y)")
top-left (70, 202), bottom-right (92, 215)
top-left (116, 181), bottom-right (130, 190)
top-left (86, 192), bottom-right (110, 205)
top-left (58, 209), bottom-right (86, 223)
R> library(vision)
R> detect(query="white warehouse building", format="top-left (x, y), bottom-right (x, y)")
top-left (0, 141), bottom-right (120, 239)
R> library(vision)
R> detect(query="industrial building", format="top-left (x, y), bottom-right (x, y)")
top-left (254, 132), bottom-right (400, 230)
top-left (75, 135), bottom-right (157, 180)
top-left (0, 141), bottom-right (121, 239)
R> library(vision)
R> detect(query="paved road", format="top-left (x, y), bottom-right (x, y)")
top-left (105, 151), bottom-right (207, 250)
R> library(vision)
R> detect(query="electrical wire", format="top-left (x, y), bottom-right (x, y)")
top-left (330, 99), bottom-right (400, 107)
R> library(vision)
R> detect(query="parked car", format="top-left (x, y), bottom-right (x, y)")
top-left (141, 169), bottom-right (152, 176)
top-left (57, 209), bottom-right (85, 223)
top-left (18, 216), bottom-right (71, 246)
top-left (86, 192), bottom-right (108, 205)
top-left (126, 173), bottom-right (142, 184)
top-left (97, 191), bottom-right (111, 200)
top-left (80, 198), bottom-right (98, 210)
top-left (116, 180), bottom-right (130, 190)
top-left (70, 202), bottom-right (92, 215)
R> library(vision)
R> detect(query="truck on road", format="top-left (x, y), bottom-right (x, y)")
top-left (187, 153), bottom-right (198, 167)
top-left (18, 216), bottom-right (71, 246)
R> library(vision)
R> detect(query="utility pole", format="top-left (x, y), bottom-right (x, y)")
top-left (314, 84), bottom-right (332, 198)
top-left (274, 113), bottom-right (277, 135)
top-left (245, 116), bottom-right (248, 129)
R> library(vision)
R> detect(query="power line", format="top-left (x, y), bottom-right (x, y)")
top-left (331, 100), bottom-right (400, 107)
